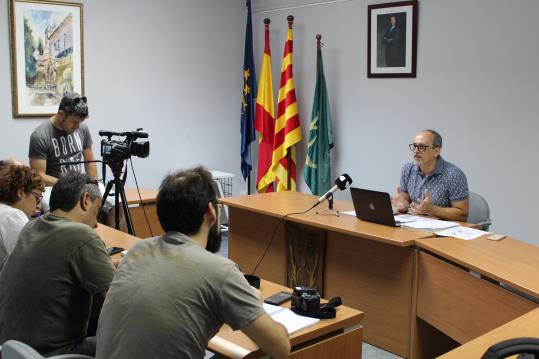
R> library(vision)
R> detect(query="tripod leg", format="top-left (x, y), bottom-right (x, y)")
top-left (118, 184), bottom-right (135, 236)
top-left (101, 180), bottom-right (114, 212)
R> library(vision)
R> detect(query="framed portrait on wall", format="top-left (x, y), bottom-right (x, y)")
top-left (9, 0), bottom-right (84, 117)
top-left (368, 1), bottom-right (418, 78)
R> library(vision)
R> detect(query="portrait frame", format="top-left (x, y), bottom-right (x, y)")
top-left (368, 1), bottom-right (418, 78)
top-left (9, 0), bottom-right (84, 118)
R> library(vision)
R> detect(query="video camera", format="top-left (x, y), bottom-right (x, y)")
top-left (99, 129), bottom-right (150, 162)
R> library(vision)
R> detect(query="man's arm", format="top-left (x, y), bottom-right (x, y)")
top-left (83, 147), bottom-right (98, 181)
top-left (426, 199), bottom-right (469, 222)
top-left (241, 313), bottom-right (291, 359)
top-left (29, 158), bottom-right (58, 186)
top-left (392, 186), bottom-right (411, 213)
top-left (410, 190), bottom-right (469, 221)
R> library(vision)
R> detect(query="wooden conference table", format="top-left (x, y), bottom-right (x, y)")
top-left (220, 191), bottom-right (539, 359)
top-left (94, 224), bottom-right (364, 359)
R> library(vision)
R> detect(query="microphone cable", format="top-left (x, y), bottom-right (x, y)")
top-left (250, 205), bottom-right (316, 276)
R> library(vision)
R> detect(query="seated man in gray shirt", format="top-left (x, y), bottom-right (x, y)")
top-left (393, 129), bottom-right (469, 221)
top-left (0, 171), bottom-right (115, 356)
top-left (96, 166), bottom-right (290, 359)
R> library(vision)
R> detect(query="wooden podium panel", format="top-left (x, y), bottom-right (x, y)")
top-left (324, 230), bottom-right (415, 357)
top-left (415, 252), bottom-right (537, 356)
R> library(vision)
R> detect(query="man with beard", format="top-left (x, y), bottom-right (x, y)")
top-left (392, 130), bottom-right (469, 221)
top-left (96, 167), bottom-right (290, 359)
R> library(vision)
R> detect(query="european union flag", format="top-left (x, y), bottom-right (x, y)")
top-left (240, 0), bottom-right (257, 181)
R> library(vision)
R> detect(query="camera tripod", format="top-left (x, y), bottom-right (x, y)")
top-left (101, 159), bottom-right (136, 235)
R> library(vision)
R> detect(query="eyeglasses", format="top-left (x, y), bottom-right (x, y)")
top-left (31, 191), bottom-right (43, 204)
top-left (409, 143), bottom-right (436, 153)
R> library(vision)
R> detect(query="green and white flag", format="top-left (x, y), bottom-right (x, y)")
top-left (304, 38), bottom-right (334, 195)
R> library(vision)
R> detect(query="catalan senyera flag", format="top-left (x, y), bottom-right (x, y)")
top-left (304, 35), bottom-right (334, 196)
top-left (272, 16), bottom-right (302, 192)
top-left (240, 0), bottom-right (257, 181)
top-left (254, 19), bottom-right (275, 193)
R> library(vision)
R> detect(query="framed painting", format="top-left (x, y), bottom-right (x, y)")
top-left (368, 1), bottom-right (418, 78)
top-left (9, 0), bottom-right (84, 117)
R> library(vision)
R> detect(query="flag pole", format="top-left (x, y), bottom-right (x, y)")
top-left (286, 15), bottom-right (294, 191)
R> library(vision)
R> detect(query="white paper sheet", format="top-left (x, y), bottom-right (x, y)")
top-left (434, 226), bottom-right (490, 240)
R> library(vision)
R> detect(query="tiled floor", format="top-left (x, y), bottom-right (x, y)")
top-left (215, 231), bottom-right (403, 358)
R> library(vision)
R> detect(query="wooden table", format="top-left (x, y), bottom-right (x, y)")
top-left (412, 235), bottom-right (539, 358)
top-left (95, 224), bottom-right (363, 359)
top-left (221, 191), bottom-right (431, 358)
top-left (438, 308), bottom-right (539, 358)
top-left (209, 280), bottom-right (364, 359)
top-left (221, 191), bottom-right (539, 358)
top-left (124, 188), bottom-right (163, 238)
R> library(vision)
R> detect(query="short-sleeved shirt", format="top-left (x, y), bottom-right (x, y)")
top-left (0, 203), bottom-right (28, 271)
top-left (0, 214), bottom-right (115, 356)
top-left (400, 156), bottom-right (469, 207)
top-left (28, 120), bottom-right (93, 178)
top-left (96, 232), bottom-right (266, 359)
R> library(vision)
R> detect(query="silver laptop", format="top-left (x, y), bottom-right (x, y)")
top-left (350, 187), bottom-right (399, 227)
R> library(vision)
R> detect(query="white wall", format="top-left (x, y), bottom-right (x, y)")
top-left (1, 0), bottom-right (538, 246)
top-left (0, 0), bottom-right (245, 191)
top-left (251, 0), bottom-right (539, 245)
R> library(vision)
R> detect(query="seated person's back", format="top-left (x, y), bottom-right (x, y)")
top-left (0, 171), bottom-right (115, 357)
top-left (96, 166), bottom-right (290, 359)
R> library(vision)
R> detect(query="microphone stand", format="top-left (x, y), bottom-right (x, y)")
top-left (315, 193), bottom-right (340, 217)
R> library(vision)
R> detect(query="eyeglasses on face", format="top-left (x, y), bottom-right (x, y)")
top-left (408, 143), bottom-right (436, 153)
top-left (31, 191), bottom-right (44, 204)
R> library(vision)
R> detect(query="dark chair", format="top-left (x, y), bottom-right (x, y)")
top-left (481, 337), bottom-right (539, 359)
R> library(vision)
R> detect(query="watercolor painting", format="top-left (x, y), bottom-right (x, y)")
top-left (9, 0), bottom-right (84, 117)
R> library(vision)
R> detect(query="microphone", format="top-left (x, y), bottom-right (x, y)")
top-left (314, 174), bottom-right (353, 207)
top-left (99, 130), bottom-right (121, 137)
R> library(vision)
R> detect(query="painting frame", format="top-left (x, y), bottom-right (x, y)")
top-left (368, 1), bottom-right (418, 78)
top-left (9, 0), bottom-right (84, 118)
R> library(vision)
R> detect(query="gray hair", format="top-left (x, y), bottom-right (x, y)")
top-left (50, 171), bottom-right (101, 211)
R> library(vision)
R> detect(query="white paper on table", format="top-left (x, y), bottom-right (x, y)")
top-left (342, 210), bottom-right (356, 216)
top-left (269, 308), bottom-right (320, 334)
top-left (434, 226), bottom-right (490, 240)
top-left (394, 214), bottom-right (422, 223)
top-left (401, 218), bottom-right (459, 231)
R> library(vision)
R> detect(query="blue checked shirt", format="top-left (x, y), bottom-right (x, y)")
top-left (400, 157), bottom-right (469, 207)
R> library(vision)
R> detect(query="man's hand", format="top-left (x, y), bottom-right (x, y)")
top-left (410, 189), bottom-right (433, 215)
top-left (391, 186), bottom-right (410, 213)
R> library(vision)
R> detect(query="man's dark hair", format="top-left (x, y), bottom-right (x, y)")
top-left (50, 171), bottom-right (101, 211)
top-left (58, 92), bottom-right (89, 119)
top-left (157, 166), bottom-right (217, 235)
top-left (425, 129), bottom-right (443, 148)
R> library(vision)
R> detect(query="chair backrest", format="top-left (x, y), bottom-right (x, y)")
top-left (1, 341), bottom-right (93, 359)
top-left (467, 191), bottom-right (492, 231)
top-left (481, 337), bottom-right (539, 358)
top-left (1, 341), bottom-right (43, 359)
